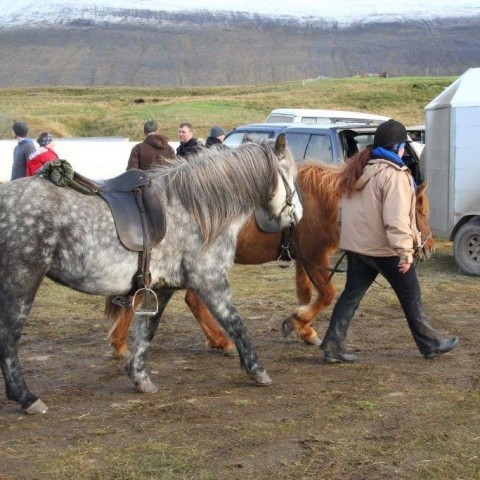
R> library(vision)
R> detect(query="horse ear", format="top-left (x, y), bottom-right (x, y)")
top-left (417, 182), bottom-right (428, 195)
top-left (274, 133), bottom-right (287, 155)
top-left (244, 133), bottom-right (254, 143)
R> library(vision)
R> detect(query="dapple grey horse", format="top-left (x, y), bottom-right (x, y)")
top-left (0, 134), bottom-right (302, 414)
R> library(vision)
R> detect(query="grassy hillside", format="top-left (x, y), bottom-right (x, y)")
top-left (0, 76), bottom-right (454, 142)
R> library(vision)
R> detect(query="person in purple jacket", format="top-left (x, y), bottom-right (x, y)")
top-left (11, 121), bottom-right (36, 180)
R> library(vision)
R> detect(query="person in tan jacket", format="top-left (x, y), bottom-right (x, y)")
top-left (320, 119), bottom-right (458, 363)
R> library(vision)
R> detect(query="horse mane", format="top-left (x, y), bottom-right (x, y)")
top-left (296, 161), bottom-right (343, 224)
top-left (151, 142), bottom-right (281, 246)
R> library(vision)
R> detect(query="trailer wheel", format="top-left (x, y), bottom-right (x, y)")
top-left (453, 219), bottom-right (480, 276)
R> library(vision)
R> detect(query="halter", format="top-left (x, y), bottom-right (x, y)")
top-left (414, 202), bottom-right (433, 260)
top-left (414, 230), bottom-right (433, 260)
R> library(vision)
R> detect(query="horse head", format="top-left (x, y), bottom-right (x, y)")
top-left (415, 183), bottom-right (435, 260)
top-left (268, 133), bottom-right (303, 229)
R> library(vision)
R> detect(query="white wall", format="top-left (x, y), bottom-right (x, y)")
top-left (0, 138), bottom-right (180, 181)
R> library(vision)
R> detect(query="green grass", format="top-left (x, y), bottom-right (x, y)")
top-left (0, 76), bottom-right (454, 141)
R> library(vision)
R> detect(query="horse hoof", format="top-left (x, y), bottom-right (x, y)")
top-left (252, 370), bottom-right (273, 386)
top-left (207, 343), bottom-right (238, 358)
top-left (112, 348), bottom-right (131, 360)
top-left (222, 345), bottom-right (238, 358)
top-left (304, 335), bottom-right (322, 346)
top-left (136, 379), bottom-right (158, 394)
top-left (281, 318), bottom-right (294, 338)
top-left (24, 399), bottom-right (48, 414)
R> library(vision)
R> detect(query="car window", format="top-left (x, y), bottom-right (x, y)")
top-left (285, 133), bottom-right (309, 161)
top-left (286, 133), bottom-right (334, 163)
top-left (266, 114), bottom-right (294, 123)
top-left (223, 132), bottom-right (246, 148)
top-left (304, 134), bottom-right (333, 163)
top-left (302, 117), bottom-right (323, 124)
top-left (353, 133), bottom-right (375, 151)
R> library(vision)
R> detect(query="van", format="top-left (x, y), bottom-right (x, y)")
top-left (265, 108), bottom-right (390, 126)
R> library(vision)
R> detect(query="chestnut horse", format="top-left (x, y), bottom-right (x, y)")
top-left (107, 162), bottom-right (434, 357)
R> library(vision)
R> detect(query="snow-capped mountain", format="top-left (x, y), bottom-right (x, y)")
top-left (1, 0), bottom-right (480, 28)
top-left (0, 0), bottom-right (479, 88)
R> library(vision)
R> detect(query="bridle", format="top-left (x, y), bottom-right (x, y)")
top-left (273, 160), bottom-right (301, 227)
top-left (414, 230), bottom-right (433, 262)
top-left (414, 207), bottom-right (433, 261)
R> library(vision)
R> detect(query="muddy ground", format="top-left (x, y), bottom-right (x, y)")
top-left (1, 239), bottom-right (479, 479)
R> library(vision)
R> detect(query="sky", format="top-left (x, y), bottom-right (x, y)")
top-left (0, 0), bottom-right (479, 26)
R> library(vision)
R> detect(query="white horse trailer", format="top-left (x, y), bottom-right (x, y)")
top-left (424, 68), bottom-right (480, 275)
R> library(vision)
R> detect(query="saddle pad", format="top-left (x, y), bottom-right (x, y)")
top-left (254, 207), bottom-right (282, 233)
top-left (254, 181), bottom-right (303, 233)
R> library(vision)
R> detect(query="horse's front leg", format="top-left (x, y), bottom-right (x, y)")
top-left (125, 289), bottom-right (175, 393)
top-left (194, 280), bottom-right (272, 386)
top-left (282, 260), bottom-right (336, 346)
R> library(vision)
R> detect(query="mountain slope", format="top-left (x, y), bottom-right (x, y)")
top-left (1, 11), bottom-right (479, 87)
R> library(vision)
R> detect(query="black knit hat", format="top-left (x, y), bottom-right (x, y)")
top-left (144, 120), bottom-right (158, 134)
top-left (37, 132), bottom-right (54, 147)
top-left (373, 119), bottom-right (408, 148)
top-left (210, 125), bottom-right (225, 137)
top-left (12, 121), bottom-right (29, 137)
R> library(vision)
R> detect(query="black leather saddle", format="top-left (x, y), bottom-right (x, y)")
top-left (71, 169), bottom-right (166, 252)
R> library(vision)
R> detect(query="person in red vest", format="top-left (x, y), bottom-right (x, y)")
top-left (27, 132), bottom-right (59, 176)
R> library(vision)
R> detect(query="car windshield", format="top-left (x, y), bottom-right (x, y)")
top-left (224, 131), bottom-right (274, 148)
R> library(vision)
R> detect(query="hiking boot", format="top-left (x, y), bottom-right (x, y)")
top-left (423, 337), bottom-right (459, 359)
top-left (323, 351), bottom-right (357, 364)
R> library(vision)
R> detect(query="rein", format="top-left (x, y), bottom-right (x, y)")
top-left (276, 226), bottom-right (346, 285)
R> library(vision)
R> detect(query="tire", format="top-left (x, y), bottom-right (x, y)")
top-left (453, 219), bottom-right (480, 276)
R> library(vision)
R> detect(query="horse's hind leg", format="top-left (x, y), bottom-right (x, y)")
top-left (195, 281), bottom-right (272, 386)
top-left (107, 295), bottom-right (140, 359)
top-left (125, 289), bottom-right (174, 394)
top-left (184, 290), bottom-right (237, 357)
top-left (282, 260), bottom-right (336, 346)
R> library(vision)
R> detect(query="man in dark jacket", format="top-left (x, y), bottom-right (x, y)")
top-left (11, 121), bottom-right (36, 180)
top-left (127, 120), bottom-right (175, 170)
top-left (176, 122), bottom-right (201, 158)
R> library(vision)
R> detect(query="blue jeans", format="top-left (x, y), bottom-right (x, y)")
top-left (321, 252), bottom-right (442, 356)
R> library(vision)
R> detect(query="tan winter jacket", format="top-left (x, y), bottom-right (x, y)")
top-left (339, 158), bottom-right (421, 264)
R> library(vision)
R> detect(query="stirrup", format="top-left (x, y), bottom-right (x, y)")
top-left (132, 288), bottom-right (159, 316)
top-left (276, 246), bottom-right (293, 269)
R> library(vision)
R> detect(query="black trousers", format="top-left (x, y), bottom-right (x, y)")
top-left (321, 251), bottom-right (442, 356)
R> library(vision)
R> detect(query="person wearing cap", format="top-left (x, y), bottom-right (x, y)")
top-left (205, 125), bottom-right (227, 149)
top-left (11, 121), bottom-right (36, 180)
top-left (26, 132), bottom-right (59, 176)
top-left (320, 119), bottom-right (458, 364)
top-left (127, 119), bottom-right (175, 171)
top-left (176, 122), bottom-right (201, 159)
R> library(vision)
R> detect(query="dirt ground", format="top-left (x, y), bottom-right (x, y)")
top-left (1, 239), bottom-right (479, 479)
